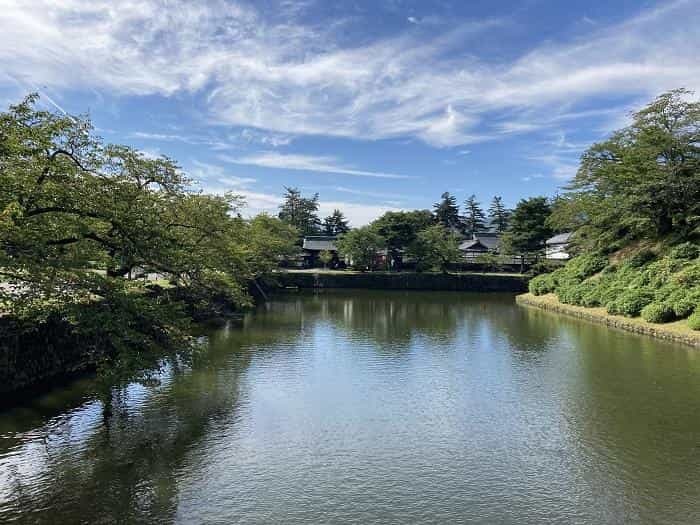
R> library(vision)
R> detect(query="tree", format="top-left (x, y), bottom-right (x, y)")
top-left (318, 250), bottom-right (333, 268)
top-left (488, 196), bottom-right (510, 233)
top-left (371, 210), bottom-right (434, 268)
top-left (550, 89), bottom-right (700, 248)
top-left (322, 209), bottom-right (350, 236)
top-left (433, 192), bottom-right (462, 230)
top-left (463, 194), bottom-right (487, 236)
top-left (501, 197), bottom-right (553, 270)
top-left (408, 224), bottom-right (461, 273)
top-left (0, 94), bottom-right (296, 381)
top-left (278, 187), bottom-right (321, 238)
top-left (336, 227), bottom-right (385, 271)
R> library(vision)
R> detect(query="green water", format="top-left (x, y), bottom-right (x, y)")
top-left (1, 291), bottom-right (700, 524)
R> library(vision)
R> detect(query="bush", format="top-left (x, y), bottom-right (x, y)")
top-left (669, 242), bottom-right (699, 261)
top-left (529, 274), bottom-right (555, 295)
top-left (641, 303), bottom-right (675, 323)
top-left (688, 311), bottom-right (700, 331)
top-left (565, 254), bottom-right (608, 281)
top-left (669, 289), bottom-right (700, 319)
top-left (606, 288), bottom-right (654, 317)
top-left (628, 249), bottom-right (656, 268)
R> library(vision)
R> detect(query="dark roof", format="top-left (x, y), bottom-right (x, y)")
top-left (302, 236), bottom-right (338, 251)
top-left (459, 234), bottom-right (501, 252)
top-left (546, 232), bottom-right (573, 245)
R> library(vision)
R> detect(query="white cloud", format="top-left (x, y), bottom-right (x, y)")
top-left (220, 152), bottom-right (412, 179)
top-left (1, 0), bottom-right (699, 148)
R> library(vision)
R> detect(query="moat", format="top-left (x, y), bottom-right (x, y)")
top-left (1, 291), bottom-right (699, 524)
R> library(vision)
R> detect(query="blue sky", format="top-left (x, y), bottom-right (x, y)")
top-left (1, 0), bottom-right (698, 225)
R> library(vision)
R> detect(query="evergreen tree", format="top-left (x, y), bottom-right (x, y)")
top-left (278, 187), bottom-right (321, 237)
top-left (322, 209), bottom-right (350, 236)
top-left (501, 197), bottom-right (553, 268)
top-left (488, 196), bottom-right (510, 233)
top-left (433, 192), bottom-right (461, 230)
top-left (463, 194), bottom-right (487, 236)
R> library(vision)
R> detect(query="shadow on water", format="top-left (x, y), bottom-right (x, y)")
top-left (0, 320), bottom-right (292, 524)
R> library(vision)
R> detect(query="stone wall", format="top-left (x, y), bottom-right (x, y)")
top-left (273, 271), bottom-right (528, 293)
top-left (0, 316), bottom-right (102, 396)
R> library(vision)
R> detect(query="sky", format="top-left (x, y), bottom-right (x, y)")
top-left (1, 0), bottom-right (699, 226)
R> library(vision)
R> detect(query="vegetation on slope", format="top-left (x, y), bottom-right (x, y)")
top-left (531, 89), bottom-right (700, 331)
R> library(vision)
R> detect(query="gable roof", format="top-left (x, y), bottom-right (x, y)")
top-left (303, 236), bottom-right (337, 251)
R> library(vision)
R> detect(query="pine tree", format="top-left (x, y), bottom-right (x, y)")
top-left (433, 192), bottom-right (461, 230)
top-left (323, 209), bottom-right (350, 236)
top-left (278, 187), bottom-right (321, 237)
top-left (488, 196), bottom-right (510, 233)
top-left (463, 194), bottom-right (487, 236)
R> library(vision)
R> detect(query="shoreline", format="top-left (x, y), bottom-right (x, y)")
top-left (273, 270), bottom-right (528, 293)
top-left (516, 293), bottom-right (700, 348)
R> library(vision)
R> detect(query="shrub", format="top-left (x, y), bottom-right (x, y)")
top-left (673, 263), bottom-right (700, 287)
top-left (669, 289), bottom-right (700, 319)
top-left (688, 311), bottom-right (700, 331)
top-left (565, 254), bottom-right (608, 281)
top-left (669, 242), bottom-right (699, 261)
top-left (628, 249), bottom-right (656, 268)
top-left (606, 288), bottom-right (654, 317)
top-left (641, 303), bottom-right (675, 323)
top-left (529, 274), bottom-right (555, 296)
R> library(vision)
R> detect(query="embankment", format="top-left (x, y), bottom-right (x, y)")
top-left (0, 316), bottom-right (105, 399)
top-left (273, 271), bottom-right (528, 293)
top-left (517, 293), bottom-right (700, 348)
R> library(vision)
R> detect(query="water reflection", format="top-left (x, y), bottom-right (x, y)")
top-left (1, 291), bottom-right (699, 524)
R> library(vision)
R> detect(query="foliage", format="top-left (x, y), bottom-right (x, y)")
top-left (433, 192), bottom-right (461, 230)
top-left (322, 209), bottom-right (350, 236)
top-left (463, 194), bottom-right (487, 236)
top-left (669, 242), bottom-right (699, 260)
top-left (606, 288), bottom-right (654, 317)
top-left (488, 196), bottom-right (510, 233)
top-left (500, 197), bottom-right (553, 258)
top-left (688, 311), bottom-right (700, 331)
top-left (529, 274), bottom-right (555, 295)
top-left (641, 303), bottom-right (676, 323)
top-left (0, 94), bottom-right (295, 379)
top-left (408, 224), bottom-right (461, 273)
top-left (336, 227), bottom-right (385, 270)
top-left (278, 187), bottom-right (321, 238)
top-left (319, 250), bottom-right (333, 268)
top-left (370, 210), bottom-right (433, 264)
top-left (550, 89), bottom-right (700, 248)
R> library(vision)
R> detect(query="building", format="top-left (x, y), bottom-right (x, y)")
top-left (459, 232), bottom-right (501, 260)
top-left (302, 236), bottom-right (339, 267)
top-left (545, 232), bottom-right (572, 260)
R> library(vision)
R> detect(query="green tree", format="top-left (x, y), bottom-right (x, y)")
top-left (488, 196), bottom-right (510, 233)
top-left (433, 192), bottom-right (462, 230)
top-left (371, 210), bottom-right (434, 268)
top-left (551, 89), bottom-right (700, 247)
top-left (336, 227), bottom-right (385, 271)
top-left (278, 187), bottom-right (321, 238)
top-left (408, 224), bottom-right (461, 273)
top-left (0, 94), bottom-right (296, 381)
top-left (318, 250), bottom-right (333, 268)
top-left (322, 209), bottom-right (350, 236)
top-left (501, 197), bottom-right (553, 270)
top-left (463, 194), bottom-right (487, 236)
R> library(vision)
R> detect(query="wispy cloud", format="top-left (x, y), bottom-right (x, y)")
top-left (1, 0), bottom-right (698, 148)
top-left (220, 152), bottom-right (412, 179)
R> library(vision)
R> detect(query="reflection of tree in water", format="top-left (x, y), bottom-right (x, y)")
top-left (0, 324), bottom-right (288, 524)
top-left (557, 326), bottom-right (700, 523)
top-left (271, 291), bottom-right (525, 350)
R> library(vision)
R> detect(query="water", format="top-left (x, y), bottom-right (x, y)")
top-left (1, 291), bottom-right (700, 524)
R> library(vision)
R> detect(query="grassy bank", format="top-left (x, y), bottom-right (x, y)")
top-left (274, 270), bottom-right (528, 292)
top-left (517, 293), bottom-right (700, 348)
